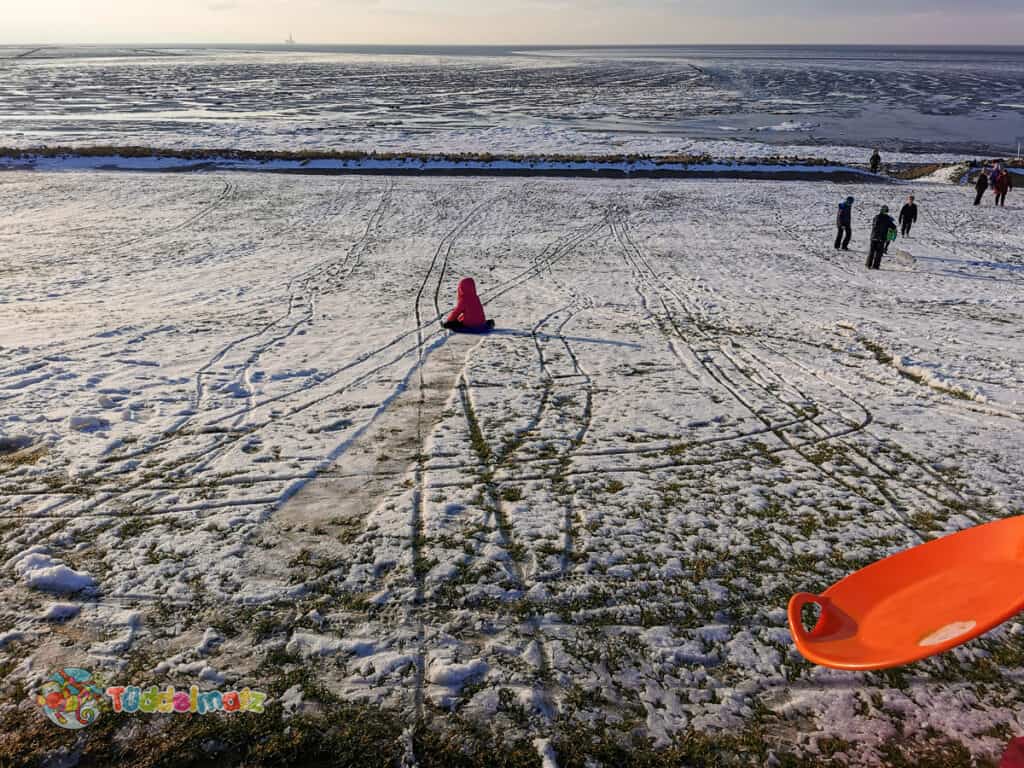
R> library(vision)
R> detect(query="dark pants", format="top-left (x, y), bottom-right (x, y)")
top-left (974, 190), bottom-right (985, 206)
top-left (835, 225), bottom-right (851, 250)
top-left (996, 192), bottom-right (1007, 206)
top-left (443, 319), bottom-right (495, 333)
top-left (901, 222), bottom-right (913, 237)
top-left (866, 240), bottom-right (885, 270)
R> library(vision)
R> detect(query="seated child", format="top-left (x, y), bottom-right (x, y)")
top-left (442, 277), bottom-right (495, 333)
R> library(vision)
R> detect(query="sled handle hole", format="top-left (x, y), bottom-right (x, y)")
top-left (788, 592), bottom-right (829, 642)
top-left (800, 601), bottom-right (822, 633)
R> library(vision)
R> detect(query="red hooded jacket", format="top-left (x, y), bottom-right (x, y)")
top-left (446, 277), bottom-right (487, 327)
top-left (994, 170), bottom-right (1014, 194)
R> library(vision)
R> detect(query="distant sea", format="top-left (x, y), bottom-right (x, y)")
top-left (1, 44), bottom-right (1022, 159)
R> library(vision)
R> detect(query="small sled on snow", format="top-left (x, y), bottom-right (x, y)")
top-left (892, 249), bottom-right (916, 268)
top-left (788, 515), bottom-right (1024, 671)
top-left (441, 319), bottom-right (496, 335)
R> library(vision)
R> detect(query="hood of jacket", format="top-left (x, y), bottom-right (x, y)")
top-left (457, 277), bottom-right (478, 300)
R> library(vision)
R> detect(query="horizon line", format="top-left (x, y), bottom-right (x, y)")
top-left (3, 41), bottom-right (1024, 48)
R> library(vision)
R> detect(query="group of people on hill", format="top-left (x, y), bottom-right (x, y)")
top-left (974, 162), bottom-right (1014, 207)
top-left (837, 154), bottom-right (1016, 272)
top-left (873, 150), bottom-right (1014, 209)
top-left (835, 195), bottom-right (919, 270)
top-left (449, 154), bottom-right (1013, 321)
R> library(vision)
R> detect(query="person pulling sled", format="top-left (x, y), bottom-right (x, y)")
top-left (866, 206), bottom-right (897, 270)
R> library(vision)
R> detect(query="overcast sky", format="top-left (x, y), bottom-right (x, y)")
top-left (4, 0), bottom-right (1024, 46)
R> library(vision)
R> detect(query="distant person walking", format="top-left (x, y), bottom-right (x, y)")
top-left (993, 168), bottom-right (1013, 207)
top-left (974, 171), bottom-right (989, 206)
top-left (835, 196), bottom-right (854, 250)
top-left (870, 150), bottom-right (881, 174)
top-left (899, 195), bottom-right (918, 237)
top-left (866, 206), bottom-right (897, 270)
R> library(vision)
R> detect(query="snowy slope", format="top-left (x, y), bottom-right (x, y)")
top-left (0, 172), bottom-right (1022, 764)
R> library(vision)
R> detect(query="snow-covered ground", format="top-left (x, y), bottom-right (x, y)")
top-left (1, 171), bottom-right (1023, 764)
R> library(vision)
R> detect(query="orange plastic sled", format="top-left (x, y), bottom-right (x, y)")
top-left (788, 516), bottom-right (1024, 671)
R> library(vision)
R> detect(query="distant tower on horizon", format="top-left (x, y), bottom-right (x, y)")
top-left (285, 32), bottom-right (296, 45)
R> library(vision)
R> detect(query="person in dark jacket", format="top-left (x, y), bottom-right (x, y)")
top-left (870, 150), bottom-right (881, 174)
top-left (866, 206), bottom-right (896, 270)
top-left (898, 195), bottom-right (918, 237)
top-left (974, 171), bottom-right (989, 206)
top-left (993, 169), bottom-right (1013, 207)
top-left (834, 196), bottom-right (854, 250)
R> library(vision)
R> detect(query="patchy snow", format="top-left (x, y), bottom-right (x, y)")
top-left (535, 737), bottom-right (559, 768)
top-left (286, 632), bottom-right (348, 658)
top-left (68, 414), bottom-right (111, 432)
top-left (0, 170), bottom-right (1022, 765)
top-left (8, 550), bottom-right (96, 594)
top-left (0, 631), bottom-right (25, 649)
top-left (280, 683), bottom-right (304, 718)
top-left (755, 121), bottom-right (819, 133)
top-left (196, 627), bottom-right (224, 656)
top-left (426, 658), bottom-right (489, 688)
top-left (40, 602), bottom-right (81, 621)
top-left (916, 164), bottom-right (970, 185)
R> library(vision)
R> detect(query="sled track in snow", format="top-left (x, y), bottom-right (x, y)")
top-left (533, 303), bottom-right (595, 579)
top-left (216, 181), bottom-right (383, 435)
top-left (405, 191), bottom-right (497, 731)
top-left (125, 179), bottom-right (236, 247)
top-left (2, 211), bottom-right (618, 521)
top-left (609, 204), bottom-right (926, 532)
top-left (402, 199), bottom-right (599, 737)
top-left (738, 339), bottom-right (978, 518)
top-left (514, 234), bottom-right (599, 577)
top-left (189, 181), bottom-right (368, 425)
top-left (611, 204), bottom-right (963, 539)
top-left (10, 184), bottom-right (391, 520)
top-left (0, 182), bottom-right (238, 379)
top-left (644, 203), bottom-right (983, 522)
top-left (0, 410), bottom-right (880, 520)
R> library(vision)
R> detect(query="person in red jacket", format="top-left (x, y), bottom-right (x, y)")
top-left (442, 277), bottom-right (495, 332)
top-left (993, 169), bottom-right (1013, 207)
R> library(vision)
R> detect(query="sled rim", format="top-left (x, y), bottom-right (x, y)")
top-left (787, 516), bottom-right (1024, 671)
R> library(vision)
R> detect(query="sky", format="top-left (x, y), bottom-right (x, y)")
top-left (3, 0), bottom-right (1024, 46)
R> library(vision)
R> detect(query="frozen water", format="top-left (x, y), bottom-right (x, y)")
top-left (0, 45), bottom-right (1022, 158)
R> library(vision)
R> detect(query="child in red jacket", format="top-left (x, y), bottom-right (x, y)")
top-left (442, 277), bottom-right (495, 333)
